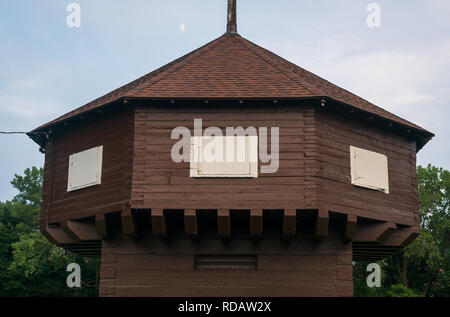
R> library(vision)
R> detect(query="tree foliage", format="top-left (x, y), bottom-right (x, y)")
top-left (0, 167), bottom-right (99, 297)
top-left (10, 166), bottom-right (43, 208)
top-left (354, 164), bottom-right (449, 297)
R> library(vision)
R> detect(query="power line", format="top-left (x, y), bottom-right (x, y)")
top-left (0, 131), bottom-right (47, 135)
top-left (0, 131), bottom-right (49, 153)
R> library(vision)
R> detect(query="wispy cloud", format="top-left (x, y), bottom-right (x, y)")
top-left (309, 43), bottom-right (450, 123)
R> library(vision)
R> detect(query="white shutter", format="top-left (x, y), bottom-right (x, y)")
top-left (350, 146), bottom-right (389, 194)
top-left (67, 146), bottom-right (103, 192)
top-left (190, 136), bottom-right (258, 178)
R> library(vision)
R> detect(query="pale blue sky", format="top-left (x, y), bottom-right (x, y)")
top-left (0, 0), bottom-right (449, 201)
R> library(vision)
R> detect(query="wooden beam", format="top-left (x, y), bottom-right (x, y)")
top-left (353, 245), bottom-right (401, 252)
top-left (95, 213), bottom-right (109, 240)
top-left (353, 257), bottom-right (386, 262)
top-left (121, 207), bottom-right (136, 238)
top-left (379, 225), bottom-right (420, 247)
top-left (250, 210), bottom-right (262, 238)
top-left (61, 220), bottom-right (100, 241)
top-left (354, 250), bottom-right (400, 256)
top-left (151, 209), bottom-right (167, 237)
top-left (40, 227), bottom-right (57, 244)
top-left (344, 214), bottom-right (357, 242)
top-left (283, 209), bottom-right (296, 238)
top-left (60, 221), bottom-right (80, 241)
top-left (42, 225), bottom-right (76, 244)
top-left (184, 209), bottom-right (198, 238)
top-left (354, 222), bottom-right (396, 243)
top-left (315, 208), bottom-right (329, 239)
top-left (217, 209), bottom-right (231, 238)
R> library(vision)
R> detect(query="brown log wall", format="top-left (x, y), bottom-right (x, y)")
top-left (131, 104), bottom-right (319, 211)
top-left (316, 108), bottom-right (419, 227)
top-left (99, 228), bottom-right (353, 297)
top-left (43, 107), bottom-right (134, 224)
top-left (41, 103), bottom-right (419, 228)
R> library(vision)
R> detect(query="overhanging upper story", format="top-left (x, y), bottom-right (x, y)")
top-left (29, 31), bottom-right (434, 261)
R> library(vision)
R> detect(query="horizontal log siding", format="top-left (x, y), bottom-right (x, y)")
top-left (42, 102), bottom-right (418, 229)
top-left (317, 108), bottom-right (418, 226)
top-left (99, 229), bottom-right (353, 297)
top-left (131, 105), bottom-right (319, 210)
top-left (46, 107), bottom-right (133, 223)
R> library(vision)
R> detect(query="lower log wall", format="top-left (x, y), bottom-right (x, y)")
top-left (99, 227), bottom-right (353, 297)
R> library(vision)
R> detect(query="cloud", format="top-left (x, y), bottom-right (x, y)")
top-left (308, 42), bottom-right (450, 169)
top-left (0, 92), bottom-right (63, 120)
top-left (264, 29), bottom-right (450, 169)
top-left (300, 41), bottom-right (450, 130)
top-left (0, 74), bottom-right (65, 126)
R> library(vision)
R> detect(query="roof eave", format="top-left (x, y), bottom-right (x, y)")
top-left (29, 96), bottom-right (434, 152)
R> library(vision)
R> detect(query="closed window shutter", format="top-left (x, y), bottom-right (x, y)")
top-left (67, 146), bottom-right (103, 192)
top-left (190, 136), bottom-right (258, 178)
top-left (350, 146), bottom-right (389, 194)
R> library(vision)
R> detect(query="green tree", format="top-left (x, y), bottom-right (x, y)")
top-left (0, 167), bottom-right (99, 297)
top-left (10, 166), bottom-right (43, 208)
top-left (354, 164), bottom-right (449, 297)
top-left (414, 165), bottom-right (449, 296)
top-left (385, 284), bottom-right (424, 297)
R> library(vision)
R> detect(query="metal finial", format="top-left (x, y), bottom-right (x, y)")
top-left (227, 0), bottom-right (237, 33)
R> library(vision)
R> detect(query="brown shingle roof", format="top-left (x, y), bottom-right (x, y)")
top-left (33, 33), bottom-right (432, 136)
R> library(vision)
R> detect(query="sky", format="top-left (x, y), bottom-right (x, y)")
top-left (0, 0), bottom-right (449, 201)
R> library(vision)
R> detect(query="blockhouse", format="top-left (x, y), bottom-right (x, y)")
top-left (29, 0), bottom-right (433, 297)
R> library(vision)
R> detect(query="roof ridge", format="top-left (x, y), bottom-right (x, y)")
top-left (131, 34), bottom-right (232, 96)
top-left (239, 37), bottom-right (429, 132)
top-left (231, 36), bottom-right (319, 97)
top-left (235, 37), bottom-right (336, 96)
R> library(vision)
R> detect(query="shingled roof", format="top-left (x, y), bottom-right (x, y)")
top-left (32, 32), bottom-right (433, 138)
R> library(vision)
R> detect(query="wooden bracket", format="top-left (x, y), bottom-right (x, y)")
top-left (315, 208), bottom-right (329, 239)
top-left (283, 209), bottom-right (296, 238)
top-left (184, 209), bottom-right (198, 238)
top-left (379, 225), bottom-right (420, 247)
top-left (343, 214), bottom-right (357, 242)
top-left (61, 220), bottom-right (100, 241)
top-left (151, 209), bottom-right (167, 237)
top-left (217, 209), bottom-right (231, 239)
top-left (354, 222), bottom-right (396, 243)
top-left (95, 213), bottom-right (110, 240)
top-left (121, 207), bottom-right (136, 238)
top-left (42, 225), bottom-right (76, 244)
top-left (250, 210), bottom-right (263, 238)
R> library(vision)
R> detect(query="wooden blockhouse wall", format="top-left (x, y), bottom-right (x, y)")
top-left (30, 25), bottom-right (433, 297)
